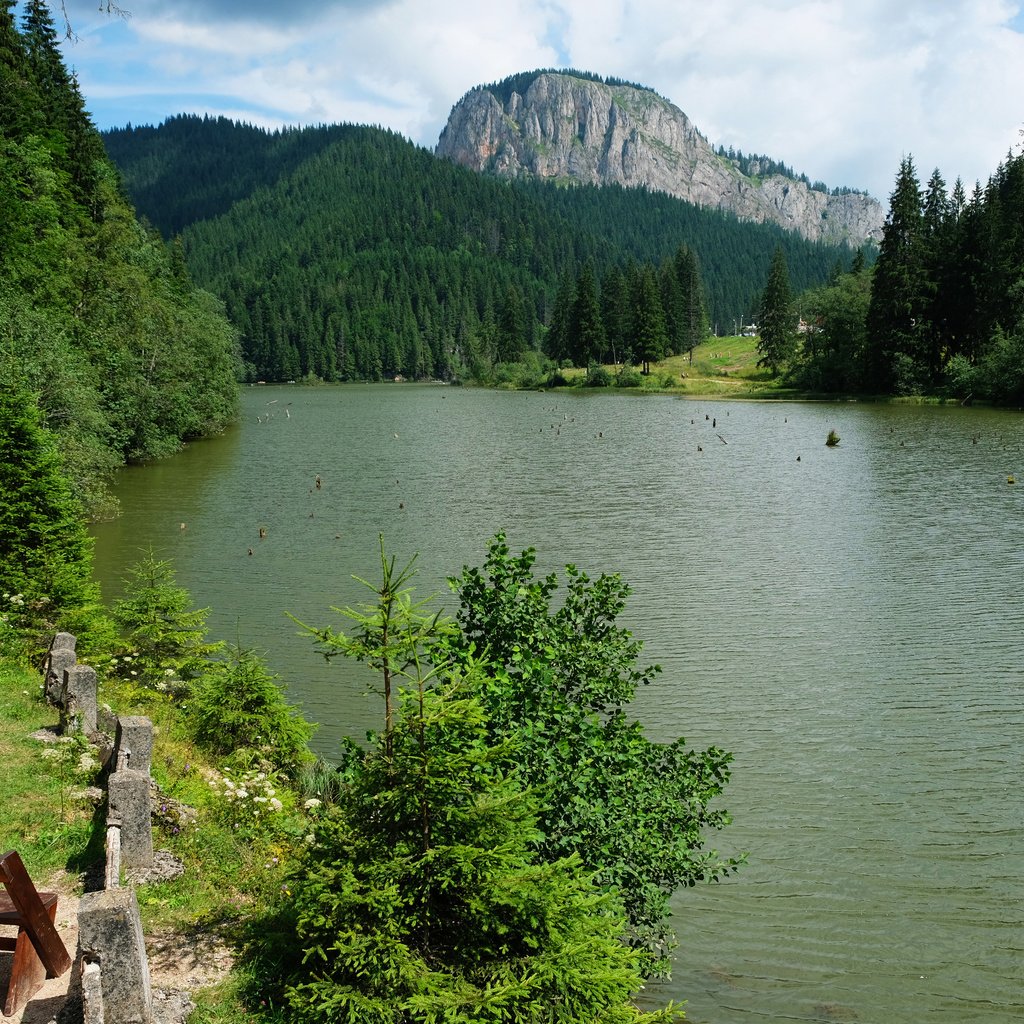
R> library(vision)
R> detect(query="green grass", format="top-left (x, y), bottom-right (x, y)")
top-left (560, 335), bottom-right (800, 398)
top-left (0, 658), bottom-right (103, 879)
top-left (0, 649), bottom-right (305, 1019)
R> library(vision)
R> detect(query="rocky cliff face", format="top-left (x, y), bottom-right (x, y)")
top-left (436, 73), bottom-right (883, 246)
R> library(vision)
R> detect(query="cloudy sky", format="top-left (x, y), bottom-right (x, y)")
top-left (38, 0), bottom-right (1024, 201)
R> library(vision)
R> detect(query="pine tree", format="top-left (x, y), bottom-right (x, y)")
top-left (0, 1), bottom-right (42, 140)
top-left (495, 285), bottom-right (527, 363)
top-left (20, 0), bottom-right (105, 203)
top-left (600, 265), bottom-right (629, 365)
top-left (264, 683), bottom-right (683, 1024)
top-left (543, 271), bottom-right (574, 364)
top-left (567, 262), bottom-right (605, 367)
top-left (631, 264), bottom-right (667, 374)
top-left (0, 380), bottom-right (98, 642)
top-left (756, 245), bottom-right (796, 375)
top-left (675, 245), bottom-right (708, 359)
top-left (865, 156), bottom-right (927, 393)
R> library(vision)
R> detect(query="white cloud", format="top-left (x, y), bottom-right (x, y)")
top-left (50, 0), bottom-right (1024, 199)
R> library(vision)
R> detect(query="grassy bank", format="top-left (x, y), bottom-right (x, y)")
top-left (556, 334), bottom-right (806, 398)
top-left (0, 651), bottom-right (299, 1020)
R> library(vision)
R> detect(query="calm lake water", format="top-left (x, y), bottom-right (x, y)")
top-left (91, 384), bottom-right (1024, 1024)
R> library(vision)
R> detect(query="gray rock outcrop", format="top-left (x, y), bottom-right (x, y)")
top-left (436, 72), bottom-right (883, 246)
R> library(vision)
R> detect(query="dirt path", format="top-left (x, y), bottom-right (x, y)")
top-left (0, 874), bottom-right (233, 1024)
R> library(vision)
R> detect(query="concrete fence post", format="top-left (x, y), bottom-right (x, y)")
top-left (77, 888), bottom-right (153, 1024)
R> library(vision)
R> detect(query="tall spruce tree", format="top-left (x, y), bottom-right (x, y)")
top-left (756, 245), bottom-right (796, 375)
top-left (675, 244), bottom-right (708, 359)
top-left (567, 262), bottom-right (605, 367)
top-left (600, 265), bottom-right (630, 365)
top-left (0, 380), bottom-right (98, 640)
top-left (631, 264), bottom-right (667, 374)
top-left (865, 156), bottom-right (927, 393)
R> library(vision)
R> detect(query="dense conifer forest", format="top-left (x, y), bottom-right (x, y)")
top-left (103, 115), bottom-right (859, 383)
top-left (1, 1), bottom-right (239, 516)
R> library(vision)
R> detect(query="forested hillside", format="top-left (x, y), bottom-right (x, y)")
top-left (1, 2), bottom-right (239, 517)
top-left (103, 115), bottom-right (860, 383)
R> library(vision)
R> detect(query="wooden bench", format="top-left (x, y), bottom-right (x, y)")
top-left (0, 850), bottom-right (72, 1016)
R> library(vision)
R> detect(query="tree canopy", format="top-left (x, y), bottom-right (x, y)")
top-left (1, 2), bottom-right (240, 517)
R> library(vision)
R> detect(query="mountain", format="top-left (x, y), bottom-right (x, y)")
top-left (436, 71), bottom-right (884, 247)
top-left (102, 118), bottom-right (862, 384)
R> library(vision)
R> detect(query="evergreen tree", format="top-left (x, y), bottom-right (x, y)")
top-left (865, 156), bottom-right (927, 393)
top-left (543, 271), bottom-right (574, 364)
top-left (495, 285), bottom-right (527, 363)
top-left (259, 683), bottom-right (683, 1024)
top-left (600, 265), bottom-right (630, 365)
top-left (756, 245), bottom-right (796, 375)
top-left (675, 244), bottom-right (709, 359)
top-left (21, 0), bottom-right (105, 204)
top-left (631, 264), bottom-right (667, 374)
top-left (920, 167), bottom-right (953, 383)
top-left (0, 1), bottom-right (41, 140)
top-left (0, 380), bottom-right (98, 645)
top-left (567, 262), bottom-right (605, 367)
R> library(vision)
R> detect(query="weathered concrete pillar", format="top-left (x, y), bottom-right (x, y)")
top-left (77, 888), bottom-right (153, 1024)
top-left (61, 664), bottom-right (98, 734)
top-left (114, 717), bottom-right (153, 776)
top-left (45, 633), bottom-right (77, 705)
top-left (107, 769), bottom-right (153, 870)
top-left (81, 960), bottom-right (104, 1024)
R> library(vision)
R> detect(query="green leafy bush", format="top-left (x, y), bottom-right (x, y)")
top-left (445, 535), bottom-right (742, 970)
top-left (615, 366), bottom-right (643, 388)
top-left (584, 361), bottom-right (613, 387)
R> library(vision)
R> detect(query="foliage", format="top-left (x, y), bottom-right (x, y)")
top-left (757, 245), bottom-right (797, 375)
top-left (0, 380), bottom-right (106, 655)
top-left (791, 147), bottom-right (1024, 403)
top-left (107, 551), bottom-right (222, 693)
top-left (444, 535), bottom-right (742, 970)
top-left (292, 535), bottom-right (455, 752)
top-left (616, 365), bottom-right (644, 388)
top-left (248, 677), bottom-right (683, 1024)
top-left (789, 260), bottom-right (871, 392)
top-left (1, 7), bottom-right (239, 515)
top-left (190, 645), bottom-right (314, 777)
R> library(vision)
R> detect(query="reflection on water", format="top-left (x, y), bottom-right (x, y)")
top-left (92, 386), bottom-right (1024, 1024)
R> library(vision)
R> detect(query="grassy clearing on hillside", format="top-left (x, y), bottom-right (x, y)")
top-left (559, 335), bottom-right (804, 398)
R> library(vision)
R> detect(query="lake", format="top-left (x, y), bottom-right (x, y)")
top-left (90, 384), bottom-right (1023, 1024)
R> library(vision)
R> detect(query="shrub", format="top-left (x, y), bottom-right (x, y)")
top-left (107, 551), bottom-right (221, 693)
top-left (584, 362), bottom-right (612, 387)
top-left (189, 646), bottom-right (314, 777)
top-left (248, 681), bottom-right (684, 1024)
